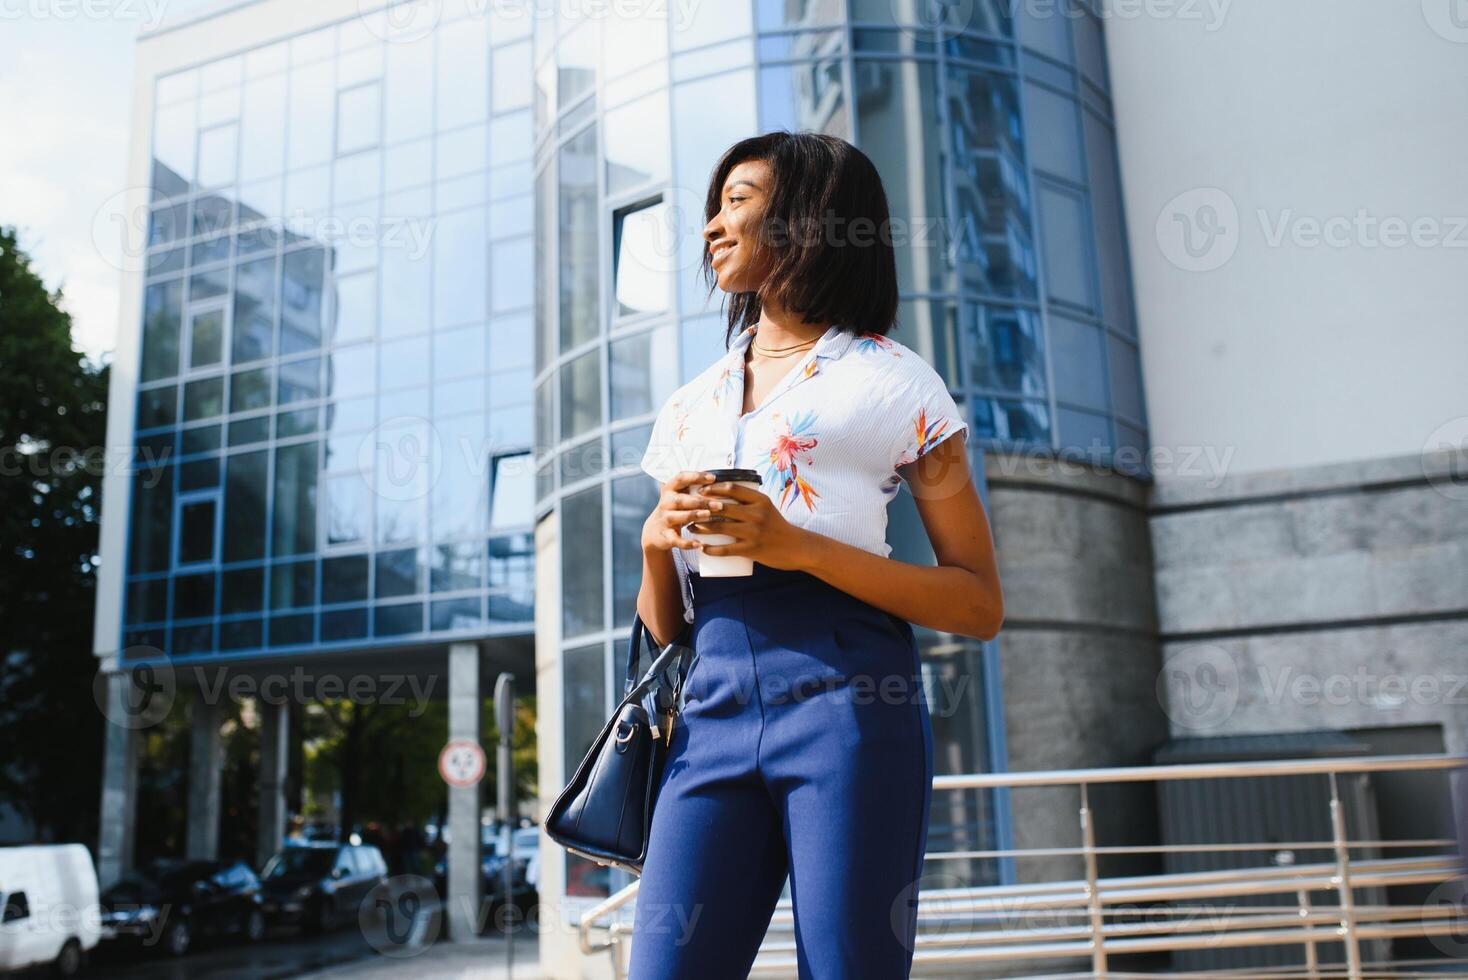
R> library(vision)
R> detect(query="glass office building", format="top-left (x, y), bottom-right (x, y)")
top-left (103, 0), bottom-right (1147, 940)
top-left (123, 8), bottom-right (538, 660)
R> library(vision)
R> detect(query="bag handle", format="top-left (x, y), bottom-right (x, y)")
top-left (624, 614), bottom-right (688, 696)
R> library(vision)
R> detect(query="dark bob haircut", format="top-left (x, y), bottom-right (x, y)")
top-left (697, 131), bottom-right (900, 350)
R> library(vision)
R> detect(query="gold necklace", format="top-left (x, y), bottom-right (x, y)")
top-left (751, 335), bottom-right (819, 359)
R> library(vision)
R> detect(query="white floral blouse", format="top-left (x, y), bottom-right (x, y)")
top-left (640, 322), bottom-right (970, 624)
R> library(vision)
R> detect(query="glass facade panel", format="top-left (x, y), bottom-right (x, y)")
top-left (557, 125), bottom-right (598, 350)
top-left (560, 485), bottom-right (603, 638)
top-left (612, 201), bottom-right (672, 319)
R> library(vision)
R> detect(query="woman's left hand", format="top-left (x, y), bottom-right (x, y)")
top-left (688, 480), bottom-right (811, 571)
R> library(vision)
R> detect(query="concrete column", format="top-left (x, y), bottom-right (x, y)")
top-left (256, 699), bottom-right (290, 869)
top-left (186, 695), bottom-right (224, 860)
top-left (447, 642), bottom-right (482, 940)
top-left (96, 673), bottom-right (139, 887)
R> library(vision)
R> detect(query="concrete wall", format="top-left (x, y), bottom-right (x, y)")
top-left (1152, 448), bottom-right (1468, 751)
top-left (1104, 0), bottom-right (1468, 476)
top-left (984, 452), bottom-right (1169, 882)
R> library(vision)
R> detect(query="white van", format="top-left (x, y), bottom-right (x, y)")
top-left (0, 845), bottom-right (101, 976)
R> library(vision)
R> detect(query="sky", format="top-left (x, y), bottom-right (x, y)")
top-left (0, 13), bottom-right (147, 361)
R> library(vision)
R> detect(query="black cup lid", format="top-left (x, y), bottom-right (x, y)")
top-left (705, 467), bottom-right (762, 484)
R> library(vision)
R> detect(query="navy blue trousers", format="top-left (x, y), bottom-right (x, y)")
top-left (629, 563), bottom-right (934, 979)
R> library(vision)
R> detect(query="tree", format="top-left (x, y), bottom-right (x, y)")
top-left (0, 227), bottom-right (110, 844)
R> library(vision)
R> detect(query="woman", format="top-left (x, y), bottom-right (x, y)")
top-left (633, 131), bottom-right (1004, 979)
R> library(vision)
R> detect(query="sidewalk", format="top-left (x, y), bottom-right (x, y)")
top-left (293, 931), bottom-right (544, 980)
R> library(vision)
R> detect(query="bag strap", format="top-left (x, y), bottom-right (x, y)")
top-left (624, 614), bottom-right (689, 697)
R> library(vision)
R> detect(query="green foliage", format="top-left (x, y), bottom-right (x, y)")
top-left (0, 226), bottom-right (110, 844)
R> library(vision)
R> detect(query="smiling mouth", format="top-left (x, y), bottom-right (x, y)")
top-left (711, 242), bottom-right (737, 265)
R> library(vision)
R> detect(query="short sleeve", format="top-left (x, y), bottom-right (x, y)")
top-left (888, 364), bottom-right (969, 473)
top-left (639, 393), bottom-right (685, 486)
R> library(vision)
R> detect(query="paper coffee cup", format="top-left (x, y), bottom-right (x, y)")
top-left (690, 467), bottom-right (762, 577)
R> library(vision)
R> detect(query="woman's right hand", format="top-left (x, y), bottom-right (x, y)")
top-left (642, 470), bottom-right (719, 552)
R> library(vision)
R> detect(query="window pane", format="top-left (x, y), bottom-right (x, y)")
top-left (272, 441), bottom-right (318, 556)
top-left (947, 67), bottom-right (1036, 299)
top-left (141, 280), bottom-right (183, 382)
top-left (967, 304), bottom-right (1046, 397)
top-left (223, 450), bottom-right (268, 561)
top-left (230, 366), bottom-right (272, 414)
top-left (271, 559), bottom-right (316, 609)
top-left (490, 237), bottom-right (532, 314)
top-left (855, 59), bottom-right (948, 295)
top-left (189, 308), bottom-right (224, 368)
top-left (613, 202), bottom-right (672, 318)
top-left (493, 40), bottom-right (532, 110)
top-left (375, 548), bottom-right (421, 598)
top-left (337, 82), bottom-right (381, 154)
top-left (758, 59), bottom-right (848, 139)
top-left (173, 572), bottom-right (216, 620)
top-left (180, 497), bottom-right (217, 562)
top-left (431, 414), bottom-right (487, 540)
top-left (557, 126), bottom-right (598, 349)
top-left (437, 16), bottom-right (488, 130)
top-left (611, 475), bottom-right (657, 626)
top-left (129, 467), bottom-right (174, 573)
top-left (1083, 109), bottom-right (1134, 333)
top-left (197, 123), bottom-right (238, 188)
top-left (1024, 83), bottom-right (1083, 183)
top-left (1047, 315), bottom-right (1106, 412)
top-left (380, 336), bottom-right (431, 391)
top-left (239, 73), bottom-right (287, 181)
top-left (287, 61), bottom-right (334, 168)
top-left (434, 209), bottom-right (488, 328)
top-left (282, 247), bottom-right (327, 353)
top-left (559, 349), bottom-right (601, 440)
top-left (431, 541), bottom-right (482, 593)
top-left (557, 17), bottom-right (598, 108)
top-left (380, 247), bottom-right (430, 338)
top-left (233, 255), bottom-right (278, 363)
top-left (322, 554), bottom-right (369, 603)
top-left (138, 387), bottom-right (177, 430)
top-left (1036, 182), bottom-right (1097, 312)
top-left (325, 473), bottom-right (371, 546)
top-left (604, 92), bottom-right (668, 195)
top-left (609, 325), bottom-right (675, 422)
top-left (279, 357), bottom-right (321, 404)
top-left (184, 377), bottom-right (224, 421)
top-left (221, 566), bottom-right (263, 614)
top-left (490, 452), bottom-right (533, 528)
top-left (560, 485), bottom-right (603, 637)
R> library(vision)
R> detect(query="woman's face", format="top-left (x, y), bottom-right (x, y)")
top-left (704, 158), bottom-right (773, 294)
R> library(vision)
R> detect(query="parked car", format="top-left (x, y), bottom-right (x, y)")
top-left (98, 858), bottom-right (264, 958)
top-left (259, 842), bottom-right (388, 934)
top-left (0, 844), bottom-right (101, 976)
top-left (433, 825), bottom-right (540, 919)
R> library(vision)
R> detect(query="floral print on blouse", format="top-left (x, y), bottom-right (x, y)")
top-left (641, 322), bottom-right (969, 617)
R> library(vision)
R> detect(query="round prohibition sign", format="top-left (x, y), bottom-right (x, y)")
top-left (438, 739), bottom-right (487, 788)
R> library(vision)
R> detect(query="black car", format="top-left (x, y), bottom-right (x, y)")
top-left (99, 859), bottom-right (265, 957)
top-left (259, 842), bottom-right (388, 934)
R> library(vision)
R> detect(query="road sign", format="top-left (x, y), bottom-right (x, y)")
top-left (438, 739), bottom-right (486, 788)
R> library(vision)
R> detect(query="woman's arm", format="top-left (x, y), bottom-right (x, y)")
top-left (694, 437), bottom-right (1004, 641)
top-left (638, 471), bottom-right (717, 648)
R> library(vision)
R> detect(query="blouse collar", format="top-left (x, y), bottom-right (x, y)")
top-left (712, 322), bottom-right (857, 416)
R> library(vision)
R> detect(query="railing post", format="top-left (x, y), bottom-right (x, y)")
top-left (1328, 772), bottom-right (1363, 980)
top-left (1080, 782), bottom-right (1108, 977)
top-left (1297, 888), bottom-right (1319, 979)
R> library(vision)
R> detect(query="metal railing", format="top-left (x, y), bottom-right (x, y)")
top-left (576, 754), bottom-right (1468, 978)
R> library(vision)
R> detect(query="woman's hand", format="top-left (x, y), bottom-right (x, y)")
top-left (642, 471), bottom-right (718, 553)
top-left (689, 480), bottom-right (811, 571)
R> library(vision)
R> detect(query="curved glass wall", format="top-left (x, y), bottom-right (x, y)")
top-left (123, 8), bottom-right (539, 662)
top-left (531, 0), bottom-right (1149, 897)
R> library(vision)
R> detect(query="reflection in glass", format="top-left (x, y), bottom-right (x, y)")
top-left (605, 93), bottom-right (668, 195)
top-left (610, 475), bottom-right (657, 626)
top-left (287, 61), bottom-right (334, 169)
top-left (271, 559), bottom-right (316, 609)
top-left (613, 201), bottom-right (672, 318)
top-left (141, 281), bottom-right (183, 382)
top-left (325, 473), bottom-right (370, 546)
top-left (856, 59), bottom-right (948, 295)
top-left (560, 485), bottom-right (603, 637)
top-left (375, 548), bottom-right (420, 598)
top-left (184, 377), bottom-right (224, 421)
top-left (972, 396), bottom-right (1051, 444)
top-left (434, 209), bottom-right (488, 328)
top-left (758, 59), bottom-right (848, 138)
top-left (197, 123), bottom-right (239, 188)
top-left (559, 349), bottom-right (601, 441)
top-left (230, 366), bottom-right (271, 414)
top-left (431, 414), bottom-right (488, 540)
top-left (272, 441), bottom-right (318, 556)
top-left (558, 125), bottom-right (598, 350)
top-left (431, 541), bottom-right (482, 593)
top-left (279, 357), bottom-right (321, 405)
top-left (967, 304), bottom-right (1046, 398)
top-left (282, 248), bottom-right (327, 353)
top-left (490, 453), bottom-right (534, 528)
top-left (223, 450), bottom-right (268, 561)
top-left (232, 256), bottom-right (277, 363)
top-left (610, 324), bottom-right (676, 421)
top-left (947, 68), bottom-right (1036, 299)
top-left (322, 554), bottom-right (369, 603)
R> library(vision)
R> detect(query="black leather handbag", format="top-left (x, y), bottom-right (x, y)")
top-left (545, 614), bottom-right (694, 876)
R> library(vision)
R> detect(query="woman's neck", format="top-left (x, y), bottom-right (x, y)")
top-left (753, 307), bottom-right (828, 352)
